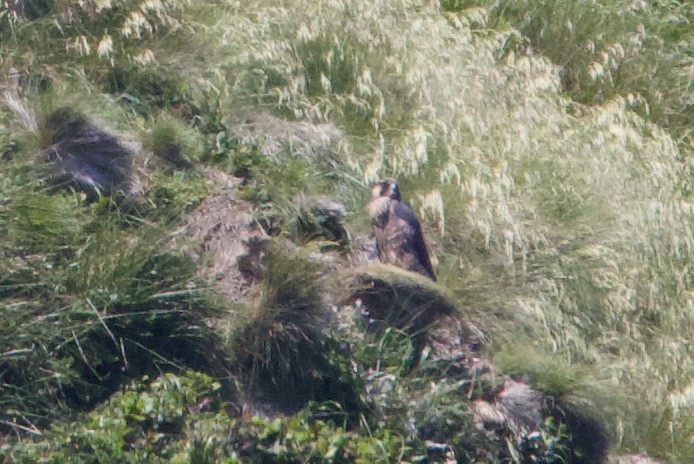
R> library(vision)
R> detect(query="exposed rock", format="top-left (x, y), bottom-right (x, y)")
top-left (348, 231), bottom-right (379, 267)
top-left (471, 378), bottom-right (543, 438)
top-left (498, 378), bottom-right (543, 433)
top-left (426, 315), bottom-right (489, 376)
top-left (423, 311), bottom-right (609, 463)
top-left (287, 195), bottom-right (350, 252)
top-left (473, 400), bottom-right (507, 427)
top-left (303, 195), bottom-right (347, 226)
top-left (176, 168), bottom-right (264, 303)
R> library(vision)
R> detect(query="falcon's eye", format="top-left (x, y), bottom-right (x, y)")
top-left (389, 183), bottom-right (400, 198)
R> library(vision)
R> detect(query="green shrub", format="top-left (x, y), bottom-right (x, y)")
top-left (1, 371), bottom-right (229, 464)
top-left (145, 113), bottom-right (204, 169)
top-left (138, 171), bottom-right (208, 221)
top-left (512, 417), bottom-right (571, 464)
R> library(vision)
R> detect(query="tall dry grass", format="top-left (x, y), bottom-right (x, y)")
top-left (183, 0), bottom-right (694, 459)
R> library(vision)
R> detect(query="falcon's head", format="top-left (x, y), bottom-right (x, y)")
top-left (370, 178), bottom-right (401, 202)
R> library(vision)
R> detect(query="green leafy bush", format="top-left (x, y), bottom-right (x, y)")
top-left (1, 371), bottom-right (228, 463)
top-left (0, 372), bottom-right (442, 463)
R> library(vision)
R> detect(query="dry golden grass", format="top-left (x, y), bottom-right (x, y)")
top-left (180, 0), bottom-right (694, 457)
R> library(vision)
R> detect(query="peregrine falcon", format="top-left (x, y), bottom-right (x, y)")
top-left (368, 179), bottom-right (436, 281)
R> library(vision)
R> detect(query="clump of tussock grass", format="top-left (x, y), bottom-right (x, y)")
top-left (286, 197), bottom-right (349, 249)
top-left (0, 147), bottom-right (226, 435)
top-left (493, 343), bottom-right (601, 400)
top-left (229, 249), bottom-right (362, 416)
top-left (227, 139), bottom-right (356, 241)
top-left (227, 112), bottom-right (345, 161)
top-left (3, 190), bottom-right (85, 253)
top-left (239, 152), bottom-right (336, 206)
top-left (143, 112), bottom-right (204, 169)
top-left (350, 263), bottom-right (456, 334)
top-left (251, 195), bottom-right (350, 253)
top-left (133, 169), bottom-right (209, 222)
top-left (0, 0), bottom-right (196, 130)
top-left (0, 10), bottom-right (232, 438)
top-left (0, 0), bottom-right (190, 74)
top-left (347, 263), bottom-right (458, 374)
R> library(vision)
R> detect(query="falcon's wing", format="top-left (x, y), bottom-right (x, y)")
top-left (391, 201), bottom-right (436, 281)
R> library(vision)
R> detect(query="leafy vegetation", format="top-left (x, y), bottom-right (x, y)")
top-left (2, 0), bottom-right (694, 462)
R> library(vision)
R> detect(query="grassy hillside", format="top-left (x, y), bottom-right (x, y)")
top-left (1, 0), bottom-right (693, 462)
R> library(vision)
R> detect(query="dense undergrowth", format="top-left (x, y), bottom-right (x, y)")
top-left (1, 0), bottom-right (694, 462)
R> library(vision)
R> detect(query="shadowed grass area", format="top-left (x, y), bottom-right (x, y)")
top-left (0, 213), bottom-right (229, 433)
top-left (0, 149), bottom-right (228, 435)
top-left (349, 263), bottom-right (456, 334)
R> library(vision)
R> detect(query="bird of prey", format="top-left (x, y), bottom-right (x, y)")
top-left (368, 179), bottom-right (436, 281)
